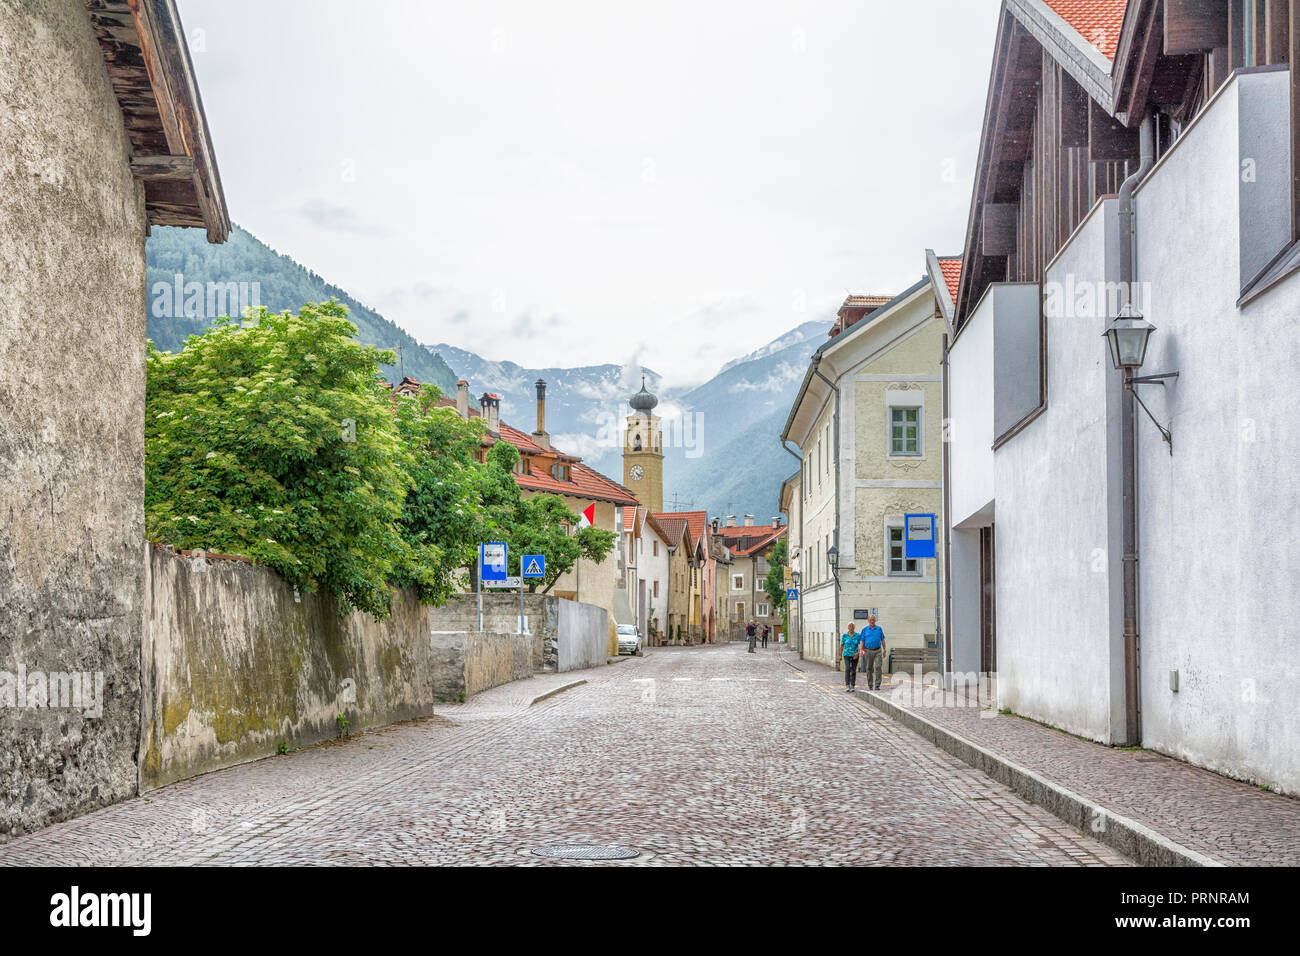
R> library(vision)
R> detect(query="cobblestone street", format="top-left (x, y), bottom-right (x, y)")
top-left (0, 645), bottom-right (1128, 866)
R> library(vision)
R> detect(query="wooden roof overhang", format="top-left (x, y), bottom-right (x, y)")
top-left (956, 0), bottom-right (1297, 325)
top-left (85, 0), bottom-right (230, 242)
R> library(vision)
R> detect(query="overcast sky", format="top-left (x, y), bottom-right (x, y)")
top-left (180, 0), bottom-right (1000, 386)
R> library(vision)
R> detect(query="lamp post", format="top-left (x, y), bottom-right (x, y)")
top-left (827, 544), bottom-right (841, 671)
top-left (1103, 305), bottom-right (1176, 746)
top-left (790, 568), bottom-right (802, 656)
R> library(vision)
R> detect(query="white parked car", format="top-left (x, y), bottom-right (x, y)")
top-left (616, 625), bottom-right (641, 656)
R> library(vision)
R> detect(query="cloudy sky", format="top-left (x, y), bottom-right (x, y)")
top-left (180, 0), bottom-right (1000, 386)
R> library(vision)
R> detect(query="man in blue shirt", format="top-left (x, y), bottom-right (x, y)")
top-left (859, 614), bottom-right (887, 690)
top-left (840, 623), bottom-right (862, 692)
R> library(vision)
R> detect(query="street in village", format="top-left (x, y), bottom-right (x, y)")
top-left (0, 645), bottom-right (1125, 867)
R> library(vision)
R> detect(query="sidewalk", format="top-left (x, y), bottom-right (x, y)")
top-left (789, 658), bottom-right (1300, 866)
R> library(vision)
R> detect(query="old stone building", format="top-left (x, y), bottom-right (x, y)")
top-left (1, 0), bottom-right (228, 838)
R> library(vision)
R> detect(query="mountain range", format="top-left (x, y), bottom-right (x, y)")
top-left (144, 225), bottom-right (828, 518)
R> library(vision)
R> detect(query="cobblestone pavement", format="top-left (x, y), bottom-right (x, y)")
top-left (0, 645), bottom-right (1127, 866)
top-left (848, 669), bottom-right (1300, 866)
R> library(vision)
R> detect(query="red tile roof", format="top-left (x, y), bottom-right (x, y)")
top-left (651, 514), bottom-right (689, 548)
top-left (716, 524), bottom-right (786, 557)
top-left (1043, 0), bottom-right (1127, 61)
top-left (413, 377), bottom-right (638, 507)
top-left (653, 510), bottom-right (708, 549)
top-left (938, 256), bottom-right (962, 305)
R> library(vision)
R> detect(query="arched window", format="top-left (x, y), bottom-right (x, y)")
top-left (633, 433), bottom-right (642, 451)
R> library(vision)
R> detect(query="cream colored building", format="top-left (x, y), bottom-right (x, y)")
top-left (780, 282), bottom-right (944, 668)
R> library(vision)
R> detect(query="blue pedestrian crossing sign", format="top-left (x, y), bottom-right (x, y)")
top-left (521, 554), bottom-right (546, 578)
top-left (786, 588), bottom-right (798, 601)
top-left (904, 514), bottom-right (936, 560)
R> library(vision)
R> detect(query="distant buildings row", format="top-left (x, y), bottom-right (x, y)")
top-left (389, 373), bottom-right (787, 652)
top-left (777, 0), bottom-right (1300, 796)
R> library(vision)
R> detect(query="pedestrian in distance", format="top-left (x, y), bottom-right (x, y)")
top-left (860, 614), bottom-right (887, 691)
top-left (841, 622), bottom-right (862, 692)
top-left (761, 624), bottom-right (769, 648)
top-left (746, 620), bottom-right (757, 653)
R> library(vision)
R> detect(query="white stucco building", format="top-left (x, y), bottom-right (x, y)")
top-left (781, 283), bottom-right (945, 668)
top-left (943, 0), bottom-right (1300, 794)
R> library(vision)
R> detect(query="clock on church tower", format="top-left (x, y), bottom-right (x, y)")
top-left (623, 377), bottom-right (663, 512)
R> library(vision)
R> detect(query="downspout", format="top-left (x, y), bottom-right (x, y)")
top-left (780, 439), bottom-right (804, 655)
top-left (810, 360), bottom-right (842, 671)
top-left (1116, 115), bottom-right (1155, 746)
top-left (940, 332), bottom-right (953, 690)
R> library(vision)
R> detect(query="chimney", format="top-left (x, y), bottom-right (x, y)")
top-left (725, 515), bottom-right (736, 527)
top-left (455, 379), bottom-right (469, 419)
top-left (711, 517), bottom-right (719, 533)
top-left (533, 378), bottom-right (549, 449)
top-left (744, 514), bottom-right (754, 527)
top-left (772, 516), bottom-right (783, 528)
top-left (479, 393), bottom-right (500, 433)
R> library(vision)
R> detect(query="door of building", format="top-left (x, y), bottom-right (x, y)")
top-left (979, 525), bottom-right (997, 674)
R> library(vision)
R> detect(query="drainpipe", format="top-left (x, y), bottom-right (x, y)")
top-left (810, 361), bottom-right (842, 672)
top-left (940, 333), bottom-right (953, 692)
top-left (780, 439), bottom-right (804, 655)
top-left (1116, 115), bottom-right (1155, 747)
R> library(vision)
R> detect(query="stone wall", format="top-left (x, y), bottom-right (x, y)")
top-left (141, 547), bottom-right (441, 790)
top-left (140, 547), bottom-right (541, 790)
top-left (0, 0), bottom-right (149, 839)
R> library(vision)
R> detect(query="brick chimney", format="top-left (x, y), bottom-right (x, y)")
top-left (533, 378), bottom-right (549, 449)
top-left (455, 379), bottom-right (469, 418)
top-left (479, 393), bottom-right (500, 433)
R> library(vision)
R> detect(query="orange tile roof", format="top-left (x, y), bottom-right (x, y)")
top-left (1043, 0), bottom-right (1127, 61)
top-left (938, 257), bottom-right (962, 305)
top-left (728, 526), bottom-right (787, 557)
top-left (839, 294), bottom-right (893, 313)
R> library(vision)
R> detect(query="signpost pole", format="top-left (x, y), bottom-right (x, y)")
top-left (519, 576), bottom-right (524, 635)
top-left (477, 544), bottom-right (483, 632)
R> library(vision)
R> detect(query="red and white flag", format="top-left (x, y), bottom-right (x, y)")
top-left (578, 503), bottom-right (596, 529)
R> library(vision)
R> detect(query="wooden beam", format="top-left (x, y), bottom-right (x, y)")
top-left (1292, 0), bottom-right (1300, 240)
top-left (1060, 72), bottom-right (1090, 147)
top-left (130, 154), bottom-right (196, 180)
top-left (1165, 0), bottom-right (1231, 54)
top-left (981, 203), bottom-right (1019, 256)
top-left (1266, 0), bottom-right (1290, 62)
top-left (1089, 99), bottom-right (1140, 161)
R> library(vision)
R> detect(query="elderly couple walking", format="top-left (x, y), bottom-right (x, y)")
top-left (840, 617), bottom-right (886, 693)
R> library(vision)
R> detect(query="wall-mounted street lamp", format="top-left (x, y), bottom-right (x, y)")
top-left (1103, 305), bottom-right (1178, 454)
top-left (1104, 303), bottom-right (1179, 746)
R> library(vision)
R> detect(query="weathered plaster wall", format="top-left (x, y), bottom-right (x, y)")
top-left (141, 547), bottom-right (443, 789)
top-left (0, 0), bottom-right (148, 838)
top-left (556, 598), bottom-right (608, 672)
top-left (430, 630), bottom-right (540, 701)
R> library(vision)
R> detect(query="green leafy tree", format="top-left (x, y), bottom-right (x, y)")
top-left (389, 387), bottom-right (489, 605)
top-left (763, 538), bottom-right (789, 612)
top-left (479, 442), bottom-right (617, 592)
top-left (145, 300), bottom-right (412, 618)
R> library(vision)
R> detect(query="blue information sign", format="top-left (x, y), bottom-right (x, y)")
top-left (521, 554), bottom-right (546, 578)
top-left (903, 514), bottom-right (936, 560)
top-left (786, 588), bottom-right (798, 601)
top-left (480, 541), bottom-right (508, 581)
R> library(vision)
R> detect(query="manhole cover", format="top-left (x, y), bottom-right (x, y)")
top-left (532, 844), bottom-right (640, 860)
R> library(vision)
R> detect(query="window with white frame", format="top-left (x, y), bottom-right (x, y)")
top-left (887, 525), bottom-right (920, 575)
top-left (889, 406), bottom-right (922, 456)
top-left (732, 574), bottom-right (745, 591)
top-left (756, 603), bottom-right (769, 618)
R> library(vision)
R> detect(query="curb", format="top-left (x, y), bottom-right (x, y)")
top-left (855, 688), bottom-right (1224, 868)
top-left (529, 679), bottom-right (586, 706)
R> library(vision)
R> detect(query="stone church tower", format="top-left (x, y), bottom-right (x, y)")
top-left (623, 376), bottom-right (663, 512)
